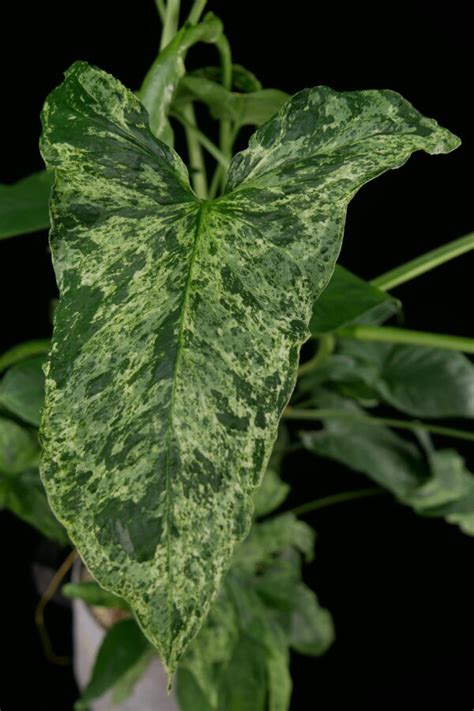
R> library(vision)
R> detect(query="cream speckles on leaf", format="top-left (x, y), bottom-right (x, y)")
top-left (39, 61), bottom-right (459, 673)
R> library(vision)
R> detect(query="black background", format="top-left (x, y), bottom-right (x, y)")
top-left (0, 2), bottom-right (472, 709)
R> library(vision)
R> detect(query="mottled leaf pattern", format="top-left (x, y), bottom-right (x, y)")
top-left (39, 61), bottom-right (458, 671)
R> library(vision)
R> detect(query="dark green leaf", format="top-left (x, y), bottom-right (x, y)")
top-left (300, 395), bottom-right (426, 499)
top-left (0, 171), bottom-right (52, 240)
top-left (310, 265), bottom-right (399, 333)
top-left (39, 61), bottom-right (458, 671)
top-left (0, 416), bottom-right (39, 475)
top-left (300, 393), bottom-right (474, 536)
top-left (335, 339), bottom-right (474, 418)
top-left (75, 619), bottom-right (151, 710)
top-left (0, 340), bottom-right (50, 374)
top-left (0, 355), bottom-right (46, 426)
top-left (0, 466), bottom-right (68, 543)
top-left (62, 581), bottom-right (130, 610)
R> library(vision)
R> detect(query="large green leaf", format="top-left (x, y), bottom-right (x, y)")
top-left (310, 265), bottom-right (400, 333)
top-left (0, 171), bottom-right (52, 240)
top-left (39, 60), bottom-right (458, 671)
top-left (0, 355), bottom-right (46, 426)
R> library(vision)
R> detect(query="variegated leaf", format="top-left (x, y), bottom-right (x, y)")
top-left (39, 61), bottom-right (458, 672)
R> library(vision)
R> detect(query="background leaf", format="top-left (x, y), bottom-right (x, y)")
top-left (75, 619), bottom-right (152, 710)
top-left (0, 355), bottom-right (46, 426)
top-left (0, 171), bottom-right (52, 240)
top-left (310, 265), bottom-right (400, 334)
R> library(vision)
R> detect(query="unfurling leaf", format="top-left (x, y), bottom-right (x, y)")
top-left (39, 60), bottom-right (458, 671)
top-left (138, 13), bottom-right (223, 144)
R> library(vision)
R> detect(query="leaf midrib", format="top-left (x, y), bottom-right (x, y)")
top-left (162, 199), bottom-right (208, 654)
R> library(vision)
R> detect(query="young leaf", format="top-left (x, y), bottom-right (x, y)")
top-left (310, 265), bottom-right (400, 333)
top-left (62, 581), bottom-right (130, 610)
top-left (335, 340), bottom-right (474, 418)
top-left (0, 171), bottom-right (53, 240)
top-left (75, 619), bottom-right (152, 710)
top-left (174, 75), bottom-right (289, 128)
top-left (188, 64), bottom-right (263, 93)
top-left (138, 13), bottom-right (223, 143)
top-left (0, 355), bottom-right (46, 426)
top-left (39, 61), bottom-right (459, 671)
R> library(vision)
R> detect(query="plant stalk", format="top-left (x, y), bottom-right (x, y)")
top-left (172, 110), bottom-right (230, 169)
top-left (371, 232), bottom-right (474, 291)
top-left (182, 104), bottom-right (208, 198)
top-left (160, 0), bottom-right (181, 50)
top-left (337, 324), bottom-right (474, 354)
top-left (289, 487), bottom-right (385, 517)
top-left (186, 0), bottom-right (208, 25)
top-left (283, 407), bottom-right (474, 442)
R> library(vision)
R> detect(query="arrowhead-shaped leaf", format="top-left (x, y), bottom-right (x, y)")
top-left (38, 61), bottom-right (458, 671)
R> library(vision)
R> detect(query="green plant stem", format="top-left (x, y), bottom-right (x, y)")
top-left (155, 0), bottom-right (166, 22)
top-left (289, 487), bottom-right (385, 517)
top-left (208, 34), bottom-right (233, 198)
top-left (298, 334), bottom-right (335, 376)
top-left (160, 0), bottom-right (181, 50)
top-left (371, 232), bottom-right (474, 291)
top-left (171, 110), bottom-right (230, 169)
top-left (283, 407), bottom-right (474, 442)
top-left (182, 104), bottom-right (208, 198)
top-left (337, 324), bottom-right (474, 354)
top-left (186, 0), bottom-right (208, 24)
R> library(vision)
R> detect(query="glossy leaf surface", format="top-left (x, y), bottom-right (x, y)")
top-left (310, 265), bottom-right (399, 333)
top-left (39, 61), bottom-right (458, 670)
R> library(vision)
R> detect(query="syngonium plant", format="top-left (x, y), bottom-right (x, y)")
top-left (1, 2), bottom-right (473, 709)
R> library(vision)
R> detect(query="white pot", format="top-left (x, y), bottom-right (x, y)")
top-left (72, 562), bottom-right (179, 711)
